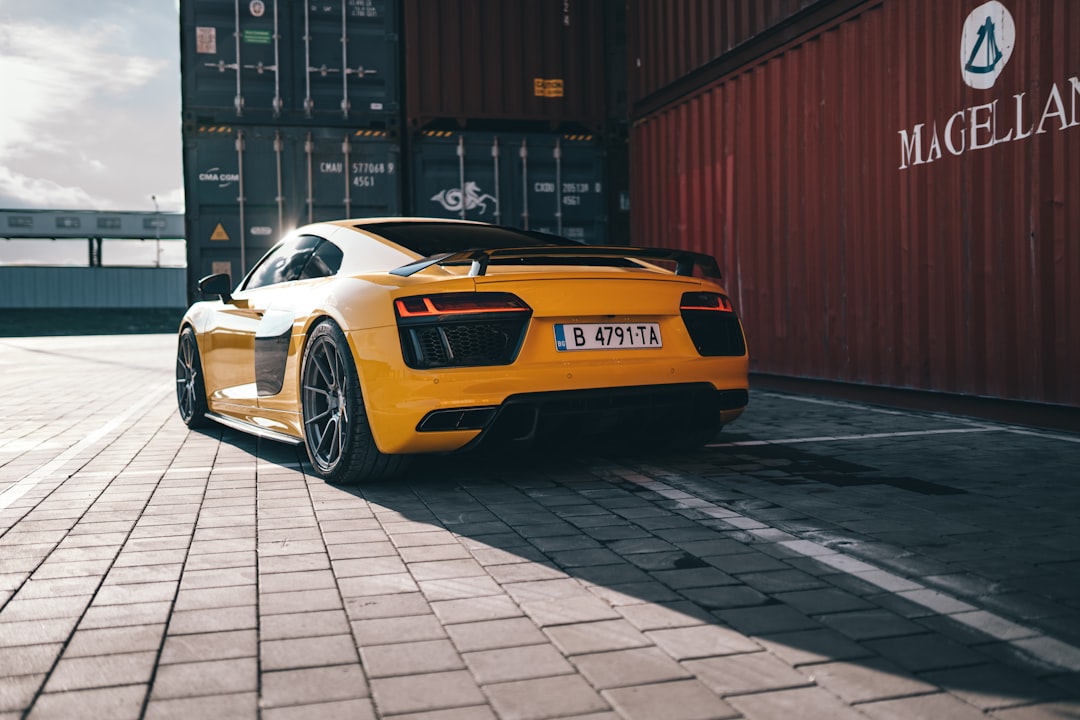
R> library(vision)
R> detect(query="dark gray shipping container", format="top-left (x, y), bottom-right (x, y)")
top-left (183, 123), bottom-right (399, 289)
top-left (180, 0), bottom-right (399, 126)
top-left (410, 131), bottom-right (608, 245)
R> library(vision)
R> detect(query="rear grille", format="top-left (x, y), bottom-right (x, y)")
top-left (681, 311), bottom-right (747, 356)
top-left (400, 317), bottom-right (528, 369)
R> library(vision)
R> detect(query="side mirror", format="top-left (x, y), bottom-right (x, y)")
top-left (198, 273), bottom-right (234, 302)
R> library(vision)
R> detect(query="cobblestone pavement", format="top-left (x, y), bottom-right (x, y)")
top-left (2, 334), bottom-right (1079, 719)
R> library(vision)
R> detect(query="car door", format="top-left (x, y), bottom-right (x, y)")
top-left (255, 237), bottom-right (345, 416)
top-left (200, 235), bottom-right (324, 416)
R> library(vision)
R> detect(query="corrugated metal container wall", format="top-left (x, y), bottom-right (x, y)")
top-left (180, 0), bottom-right (398, 126)
top-left (0, 268), bottom-right (187, 308)
top-left (402, 0), bottom-right (608, 129)
top-left (631, 0), bottom-right (1080, 406)
top-left (411, 131), bottom-right (608, 245)
top-left (627, 0), bottom-right (821, 106)
top-left (183, 123), bottom-right (399, 286)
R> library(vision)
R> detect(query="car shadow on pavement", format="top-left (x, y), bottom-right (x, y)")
top-left (212, 426), bottom-right (1079, 712)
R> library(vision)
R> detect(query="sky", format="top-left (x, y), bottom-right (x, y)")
top-left (0, 0), bottom-right (184, 213)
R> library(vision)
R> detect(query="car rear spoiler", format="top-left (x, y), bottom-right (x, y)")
top-left (389, 246), bottom-right (722, 279)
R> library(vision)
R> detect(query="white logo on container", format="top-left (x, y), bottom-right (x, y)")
top-left (198, 167), bottom-right (239, 188)
top-left (249, 1), bottom-right (266, 18)
top-left (431, 182), bottom-right (497, 215)
top-left (960, 1), bottom-right (1015, 89)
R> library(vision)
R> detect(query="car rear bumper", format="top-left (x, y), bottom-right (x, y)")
top-left (351, 326), bottom-right (748, 454)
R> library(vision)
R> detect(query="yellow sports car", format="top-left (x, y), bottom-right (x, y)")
top-left (176, 218), bottom-right (749, 483)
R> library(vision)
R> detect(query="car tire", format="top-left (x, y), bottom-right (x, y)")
top-left (301, 321), bottom-right (408, 484)
top-left (176, 327), bottom-right (212, 428)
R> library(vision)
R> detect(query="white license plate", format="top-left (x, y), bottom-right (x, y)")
top-left (554, 323), bottom-right (663, 351)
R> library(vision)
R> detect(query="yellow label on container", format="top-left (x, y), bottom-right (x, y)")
top-left (533, 78), bottom-right (564, 98)
top-left (210, 223), bottom-right (230, 241)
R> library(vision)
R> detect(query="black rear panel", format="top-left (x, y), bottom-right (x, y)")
top-left (398, 315), bottom-right (530, 369)
top-left (471, 384), bottom-right (749, 447)
top-left (681, 311), bottom-right (747, 356)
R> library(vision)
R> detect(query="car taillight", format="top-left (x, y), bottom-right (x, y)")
top-left (395, 292), bottom-right (533, 369)
top-left (680, 292), bottom-right (745, 357)
top-left (680, 292), bottom-right (734, 312)
top-left (395, 292), bottom-right (530, 318)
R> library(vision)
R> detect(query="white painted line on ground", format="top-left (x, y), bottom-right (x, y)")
top-left (0, 383), bottom-right (173, 513)
top-left (706, 427), bottom-right (1001, 448)
top-left (754, 392), bottom-right (907, 415)
top-left (999, 427), bottom-right (1080, 444)
top-left (615, 469), bottom-right (1080, 673)
top-left (755, 391), bottom-right (1080, 444)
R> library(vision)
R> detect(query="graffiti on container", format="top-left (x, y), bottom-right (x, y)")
top-left (431, 182), bottom-right (497, 215)
top-left (897, 1), bottom-right (1079, 170)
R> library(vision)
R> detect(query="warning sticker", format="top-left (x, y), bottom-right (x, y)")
top-left (211, 261), bottom-right (232, 277)
top-left (533, 78), bottom-right (565, 98)
top-left (210, 223), bottom-right (230, 241)
top-left (196, 27), bottom-right (216, 54)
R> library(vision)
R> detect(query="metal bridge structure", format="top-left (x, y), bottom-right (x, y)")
top-left (0, 210), bottom-right (188, 309)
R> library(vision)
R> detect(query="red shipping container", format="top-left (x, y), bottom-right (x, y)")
top-left (631, 0), bottom-right (1080, 406)
top-left (402, 0), bottom-right (609, 129)
top-left (627, 0), bottom-right (824, 107)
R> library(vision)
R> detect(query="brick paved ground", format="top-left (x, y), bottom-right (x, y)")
top-left (1, 334), bottom-right (1079, 719)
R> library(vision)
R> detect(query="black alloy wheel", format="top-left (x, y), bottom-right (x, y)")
top-left (176, 327), bottom-right (210, 428)
top-left (300, 322), bottom-right (407, 484)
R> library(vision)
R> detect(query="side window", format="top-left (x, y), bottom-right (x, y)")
top-left (300, 240), bottom-right (344, 280)
top-left (244, 235), bottom-right (323, 290)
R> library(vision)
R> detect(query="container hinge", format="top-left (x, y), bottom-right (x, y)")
top-left (204, 60), bottom-right (238, 73)
top-left (242, 61), bottom-right (277, 76)
top-left (345, 66), bottom-right (378, 77)
top-left (520, 139), bottom-right (529, 229)
top-left (342, 136), bottom-right (352, 214)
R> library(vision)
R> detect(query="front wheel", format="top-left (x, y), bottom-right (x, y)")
top-left (300, 322), bottom-right (408, 484)
top-left (176, 327), bottom-right (211, 428)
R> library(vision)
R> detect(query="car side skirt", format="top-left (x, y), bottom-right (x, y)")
top-left (205, 412), bottom-right (305, 446)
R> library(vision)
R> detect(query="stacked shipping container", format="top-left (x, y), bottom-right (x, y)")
top-left (181, 0), bottom-right (625, 289)
top-left (630, 0), bottom-right (1080, 406)
top-left (181, 0), bottom-right (402, 282)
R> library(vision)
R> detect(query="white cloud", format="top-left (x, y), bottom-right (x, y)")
top-left (153, 186), bottom-right (186, 213)
top-left (0, 164), bottom-right (105, 208)
top-left (0, 21), bottom-right (164, 155)
top-left (0, 15), bottom-right (177, 212)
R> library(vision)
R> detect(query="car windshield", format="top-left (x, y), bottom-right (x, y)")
top-left (357, 221), bottom-right (580, 257)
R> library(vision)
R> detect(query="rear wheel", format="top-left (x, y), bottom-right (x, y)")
top-left (176, 327), bottom-right (211, 428)
top-left (301, 322), bottom-right (408, 484)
